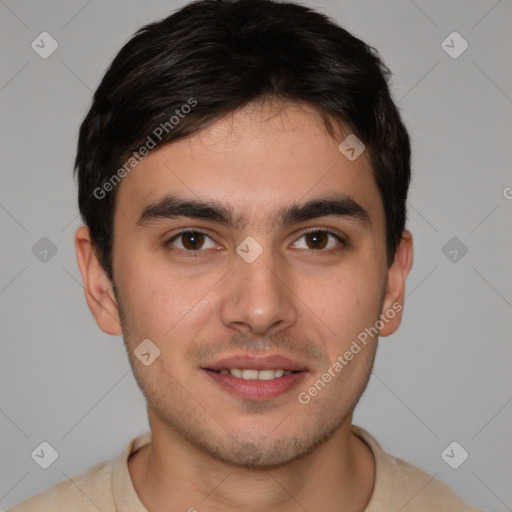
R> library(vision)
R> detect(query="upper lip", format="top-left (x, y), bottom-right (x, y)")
top-left (204, 354), bottom-right (308, 372)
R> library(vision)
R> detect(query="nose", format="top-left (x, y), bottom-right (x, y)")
top-left (220, 247), bottom-right (298, 336)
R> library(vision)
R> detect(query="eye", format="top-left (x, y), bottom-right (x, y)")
top-left (291, 229), bottom-right (345, 251)
top-left (167, 230), bottom-right (218, 252)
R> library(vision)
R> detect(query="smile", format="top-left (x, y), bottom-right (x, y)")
top-left (211, 368), bottom-right (296, 380)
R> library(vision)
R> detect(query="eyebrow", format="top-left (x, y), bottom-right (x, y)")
top-left (136, 193), bottom-right (370, 230)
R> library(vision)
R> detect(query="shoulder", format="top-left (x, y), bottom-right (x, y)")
top-left (8, 432), bottom-right (151, 512)
top-left (8, 459), bottom-right (116, 512)
top-left (351, 425), bottom-right (482, 512)
top-left (385, 453), bottom-right (481, 511)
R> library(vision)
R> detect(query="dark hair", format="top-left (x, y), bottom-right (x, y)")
top-left (75, 0), bottom-right (411, 280)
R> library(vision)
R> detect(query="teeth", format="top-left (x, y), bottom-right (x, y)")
top-left (256, 369), bottom-right (275, 381)
top-left (218, 368), bottom-right (295, 380)
top-left (242, 369), bottom-right (259, 380)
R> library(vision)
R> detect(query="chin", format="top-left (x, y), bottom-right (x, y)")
top-left (195, 420), bottom-right (339, 469)
top-left (205, 437), bottom-right (309, 468)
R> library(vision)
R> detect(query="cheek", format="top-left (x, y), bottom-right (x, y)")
top-left (117, 254), bottom-right (223, 342)
top-left (296, 263), bottom-right (385, 344)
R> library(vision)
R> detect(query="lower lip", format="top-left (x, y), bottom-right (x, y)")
top-left (203, 369), bottom-right (307, 400)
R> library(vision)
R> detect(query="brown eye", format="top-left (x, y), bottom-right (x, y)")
top-left (304, 231), bottom-right (329, 250)
top-left (291, 229), bottom-right (345, 252)
top-left (167, 230), bottom-right (217, 252)
top-left (181, 231), bottom-right (205, 250)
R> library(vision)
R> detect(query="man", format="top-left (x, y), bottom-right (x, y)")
top-left (10, 0), bottom-right (481, 510)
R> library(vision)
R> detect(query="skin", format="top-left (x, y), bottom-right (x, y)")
top-left (75, 99), bottom-right (413, 512)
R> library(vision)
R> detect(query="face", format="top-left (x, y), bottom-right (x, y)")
top-left (77, 100), bottom-right (412, 468)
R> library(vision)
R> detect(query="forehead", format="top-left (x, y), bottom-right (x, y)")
top-left (114, 101), bottom-right (384, 229)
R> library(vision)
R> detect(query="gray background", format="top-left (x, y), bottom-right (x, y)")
top-left (1, 0), bottom-right (511, 510)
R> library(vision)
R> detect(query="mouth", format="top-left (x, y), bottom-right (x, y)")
top-left (202, 355), bottom-right (308, 400)
top-left (207, 368), bottom-right (298, 380)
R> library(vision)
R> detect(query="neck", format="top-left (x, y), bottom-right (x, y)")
top-left (128, 411), bottom-right (375, 512)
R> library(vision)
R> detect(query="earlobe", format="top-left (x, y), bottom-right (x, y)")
top-left (379, 230), bottom-right (413, 337)
top-left (74, 226), bottom-right (122, 335)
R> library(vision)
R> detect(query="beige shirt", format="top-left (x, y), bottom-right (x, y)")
top-left (9, 425), bottom-right (481, 511)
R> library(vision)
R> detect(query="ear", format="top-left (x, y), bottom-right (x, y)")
top-left (379, 230), bottom-right (413, 337)
top-left (75, 225), bottom-right (122, 335)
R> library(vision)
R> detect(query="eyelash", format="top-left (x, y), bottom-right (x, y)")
top-left (165, 228), bottom-right (347, 257)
